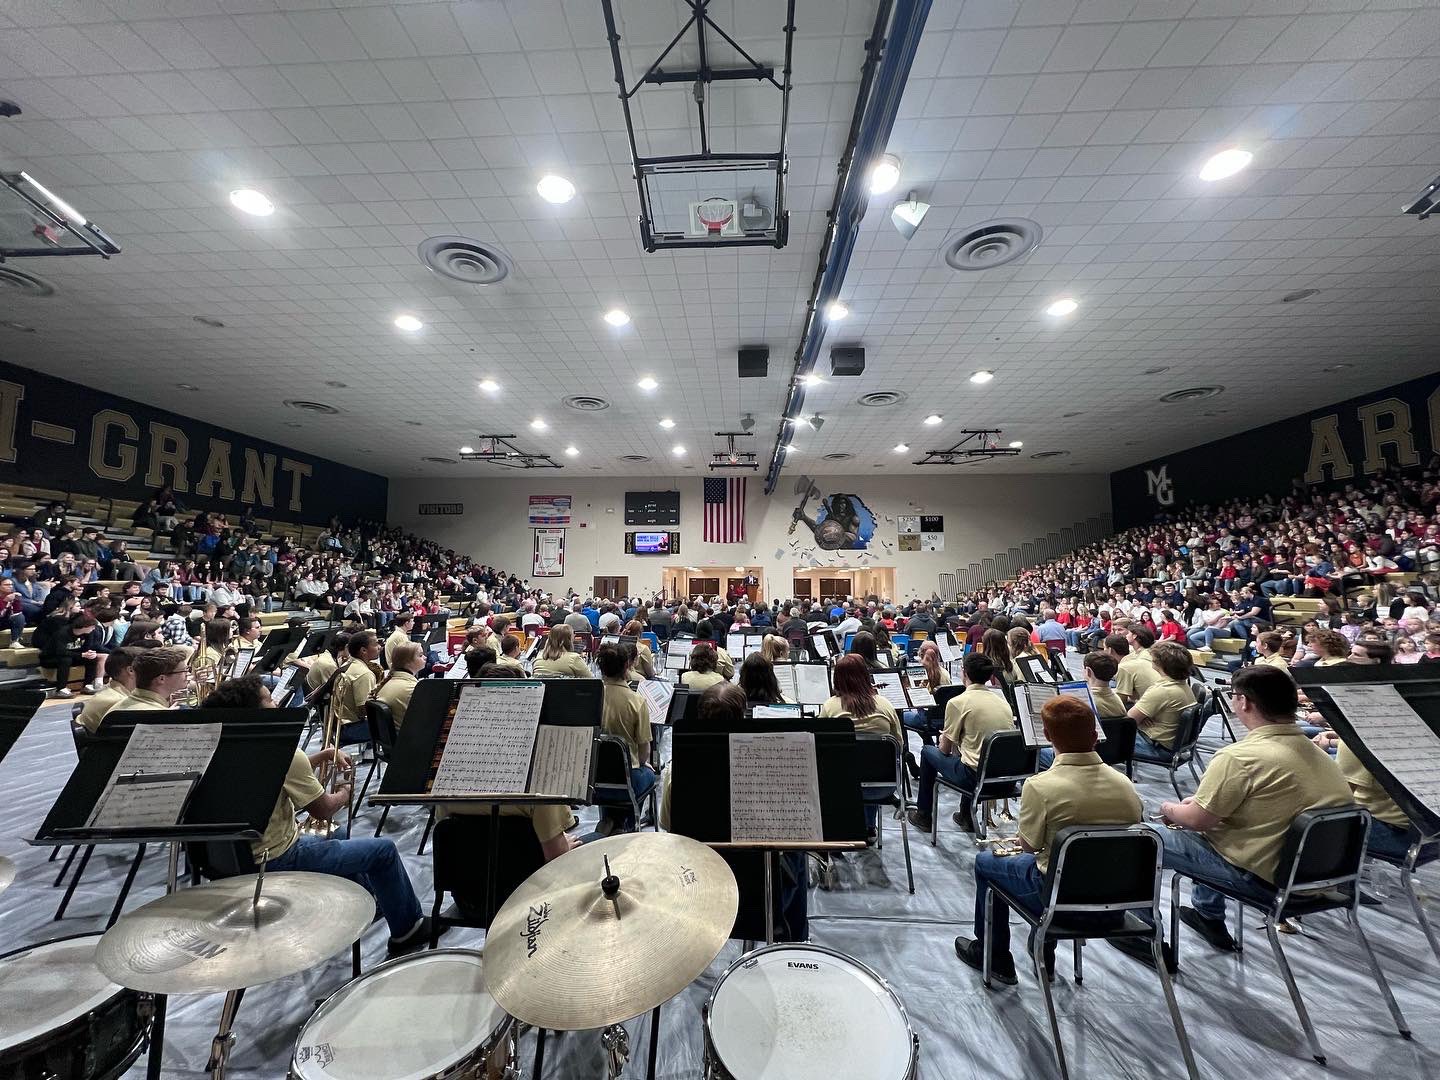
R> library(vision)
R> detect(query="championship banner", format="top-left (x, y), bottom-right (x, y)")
top-left (533, 528), bottom-right (565, 577)
top-left (528, 494), bottom-right (572, 526)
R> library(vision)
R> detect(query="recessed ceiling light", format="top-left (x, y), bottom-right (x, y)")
top-left (1199, 148), bottom-right (1252, 182)
top-left (637, 375), bottom-right (658, 391)
top-left (923, 414), bottom-right (943, 426)
top-left (459, 445), bottom-right (475, 454)
top-left (536, 174), bottom-right (576, 204)
top-left (867, 154), bottom-right (901, 196)
top-left (784, 444), bottom-right (799, 452)
top-left (672, 444), bottom-right (685, 456)
top-left (478, 379), bottom-right (499, 393)
top-left (565, 445), bottom-right (580, 457)
top-left (658, 417), bottom-right (676, 429)
top-left (825, 301), bottom-right (849, 321)
top-left (970, 369), bottom-right (994, 384)
top-left (530, 418), bottom-right (548, 431)
top-left (800, 373), bottom-right (824, 387)
top-left (1008, 440), bottom-right (1024, 448)
top-left (603, 308), bottom-right (630, 327)
top-left (1044, 297), bottom-right (1079, 317)
top-left (393, 314), bottom-right (423, 332)
top-left (893, 443), bottom-right (909, 453)
top-left (229, 188), bottom-right (274, 216)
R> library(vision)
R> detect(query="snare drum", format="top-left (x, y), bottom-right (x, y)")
top-left (0, 933), bottom-right (151, 1080)
top-left (290, 949), bottom-right (513, 1080)
top-left (703, 944), bottom-right (918, 1080)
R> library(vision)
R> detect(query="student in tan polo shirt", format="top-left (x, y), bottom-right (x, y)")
top-left (383, 612), bottom-right (415, 667)
top-left (679, 641), bottom-right (726, 691)
top-left (595, 643), bottom-right (656, 836)
top-left (304, 632), bottom-right (350, 694)
top-left (1253, 631), bottom-right (1290, 670)
top-left (1128, 641), bottom-right (1197, 754)
top-left (77, 648), bottom-right (139, 733)
top-left (532, 623), bottom-right (591, 678)
top-left (1149, 665), bottom-right (1350, 954)
top-left (112, 647), bottom-right (191, 712)
top-left (493, 633), bottom-right (526, 674)
top-left (1082, 652), bottom-right (1126, 717)
top-left (1315, 732), bottom-right (1428, 864)
top-left (375, 641), bottom-right (425, 729)
top-left (1111, 631), bottom-right (1160, 705)
top-left (954, 695), bottom-right (1143, 983)
top-left (907, 652), bottom-right (1015, 833)
top-left (334, 630), bottom-right (382, 743)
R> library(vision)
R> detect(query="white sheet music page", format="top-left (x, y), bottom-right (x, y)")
top-left (1324, 684), bottom-right (1440, 810)
top-left (937, 641), bottom-right (959, 664)
top-left (773, 664), bottom-right (799, 703)
top-left (906, 678), bottom-right (936, 709)
top-left (793, 665), bottom-right (831, 707)
top-left (431, 682), bottom-right (545, 795)
top-left (639, 679), bottom-right (675, 727)
top-left (95, 723), bottom-right (222, 810)
top-left (727, 633), bottom-right (745, 657)
top-left (88, 776), bottom-right (196, 830)
top-left (872, 671), bottom-right (909, 710)
top-left (528, 724), bottom-right (591, 801)
top-left (728, 731), bottom-right (823, 842)
top-left (810, 634), bottom-right (831, 659)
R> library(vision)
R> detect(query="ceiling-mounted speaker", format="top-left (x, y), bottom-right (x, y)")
top-left (830, 346), bottom-right (865, 377)
top-left (739, 346), bottom-right (769, 378)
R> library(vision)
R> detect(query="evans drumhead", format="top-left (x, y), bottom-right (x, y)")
top-left (0, 933), bottom-right (150, 1080)
top-left (291, 949), bottom-right (511, 1080)
top-left (703, 944), bottom-right (918, 1080)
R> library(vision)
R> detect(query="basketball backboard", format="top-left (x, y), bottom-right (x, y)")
top-left (0, 172), bottom-right (120, 259)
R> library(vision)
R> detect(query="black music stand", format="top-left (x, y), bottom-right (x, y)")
top-left (669, 715), bottom-right (866, 943)
top-left (30, 707), bottom-right (304, 1080)
top-left (0, 686), bottom-right (44, 763)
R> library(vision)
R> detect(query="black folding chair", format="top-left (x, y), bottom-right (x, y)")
top-left (1365, 831), bottom-right (1440, 965)
top-left (984, 825), bottom-right (1198, 1080)
top-left (1096, 716), bottom-right (1137, 778)
top-left (429, 813), bottom-right (548, 941)
top-left (361, 699), bottom-right (399, 835)
top-left (1168, 806), bottom-right (1410, 1064)
top-left (931, 729), bottom-right (1035, 844)
top-left (593, 734), bottom-right (657, 830)
top-left (856, 733), bottom-right (913, 893)
top-left (1132, 701), bottom-right (1207, 799)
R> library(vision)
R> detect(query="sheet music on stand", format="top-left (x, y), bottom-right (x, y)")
top-left (229, 648), bottom-right (255, 678)
top-left (430, 682), bottom-right (545, 796)
top-left (904, 675), bottom-right (936, 709)
top-left (872, 671), bottom-right (910, 711)
top-left (87, 772), bottom-right (200, 830)
top-left (1323, 684), bottom-right (1440, 810)
top-left (527, 724), bottom-right (591, 801)
top-left (1016, 684), bottom-right (1058, 746)
top-left (809, 633), bottom-right (832, 660)
top-left (726, 632), bottom-right (745, 657)
top-left (936, 640), bottom-right (961, 664)
top-left (270, 664), bottom-right (302, 702)
top-left (752, 704), bottom-right (803, 720)
top-left (792, 664), bottom-right (831, 708)
top-left (1019, 654), bottom-right (1056, 685)
top-left (728, 731), bottom-right (823, 842)
top-left (92, 723), bottom-right (222, 811)
top-left (638, 678), bottom-right (675, 728)
top-left (444, 654), bottom-right (469, 679)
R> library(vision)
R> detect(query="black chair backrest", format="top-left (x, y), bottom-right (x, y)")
top-left (1173, 702), bottom-right (1207, 753)
top-left (1275, 805), bottom-right (1368, 893)
top-left (186, 838), bottom-right (259, 881)
top-left (1096, 716), bottom-right (1137, 768)
top-left (1047, 825), bottom-right (1161, 909)
top-left (934, 684), bottom-right (964, 711)
top-left (977, 729), bottom-right (1035, 790)
top-left (592, 734), bottom-right (629, 785)
top-left (432, 813), bottom-right (547, 928)
top-left (852, 733), bottom-right (900, 790)
top-left (364, 699), bottom-right (398, 757)
top-left (70, 702), bottom-right (84, 721)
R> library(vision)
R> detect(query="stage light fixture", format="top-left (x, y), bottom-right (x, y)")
top-left (890, 193), bottom-right (930, 240)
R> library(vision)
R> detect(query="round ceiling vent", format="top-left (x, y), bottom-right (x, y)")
top-left (422, 456), bottom-right (458, 464)
top-left (619, 454), bottom-right (651, 463)
top-left (823, 452), bottom-right (855, 461)
top-left (943, 219), bottom-right (1042, 272)
top-left (192, 315), bottom-right (225, 328)
top-left (563, 395), bottom-right (610, 412)
top-left (418, 236), bottom-right (512, 285)
top-left (0, 320), bottom-right (36, 333)
top-left (1158, 386), bottom-right (1224, 404)
top-left (856, 390), bottom-right (908, 408)
top-left (0, 266), bottom-right (54, 296)
top-left (282, 400), bottom-right (341, 415)
top-left (1030, 450), bottom-right (1070, 459)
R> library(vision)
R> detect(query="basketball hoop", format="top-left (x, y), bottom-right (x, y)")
top-left (694, 197), bottom-right (735, 236)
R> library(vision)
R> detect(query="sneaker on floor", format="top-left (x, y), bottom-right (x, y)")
top-left (905, 808), bottom-right (932, 832)
top-left (387, 916), bottom-right (437, 957)
top-left (954, 936), bottom-right (1017, 985)
top-left (865, 827), bottom-right (879, 847)
top-left (1108, 936), bottom-right (1178, 973)
top-left (52, 687), bottom-right (73, 698)
top-left (950, 811), bottom-right (976, 833)
top-left (594, 817), bottom-right (618, 838)
top-left (1179, 906), bottom-right (1237, 952)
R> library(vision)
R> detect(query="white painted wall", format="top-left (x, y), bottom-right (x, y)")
top-left (387, 472), bottom-right (1110, 602)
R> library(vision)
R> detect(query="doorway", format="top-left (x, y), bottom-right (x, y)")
top-left (593, 575), bottom-right (629, 600)
top-left (665, 566), bottom-right (765, 604)
top-left (790, 566), bottom-right (897, 603)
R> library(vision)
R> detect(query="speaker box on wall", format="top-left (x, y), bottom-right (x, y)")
top-left (738, 347), bottom-right (769, 378)
top-left (830, 346), bottom-right (865, 376)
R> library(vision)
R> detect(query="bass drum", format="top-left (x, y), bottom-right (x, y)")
top-left (0, 933), bottom-right (151, 1080)
top-left (703, 944), bottom-right (918, 1080)
top-left (291, 949), bottom-right (513, 1080)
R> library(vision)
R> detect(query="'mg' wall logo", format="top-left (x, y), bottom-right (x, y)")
top-left (1146, 465), bottom-right (1175, 507)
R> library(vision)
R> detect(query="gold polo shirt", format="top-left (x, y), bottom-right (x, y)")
top-left (1132, 677), bottom-right (1194, 748)
top-left (1115, 649), bottom-right (1161, 701)
top-left (1018, 751), bottom-right (1144, 873)
top-left (942, 686), bottom-right (1015, 768)
top-left (77, 683), bottom-right (130, 733)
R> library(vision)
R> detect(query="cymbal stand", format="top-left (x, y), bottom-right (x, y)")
top-left (204, 987), bottom-right (244, 1078)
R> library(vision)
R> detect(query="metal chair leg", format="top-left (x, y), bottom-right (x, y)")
top-left (1073, 939), bottom-right (1083, 984)
top-left (930, 786), bottom-right (939, 847)
top-left (1347, 909), bottom-right (1410, 1038)
top-left (48, 844), bottom-right (61, 862)
top-left (373, 805), bottom-right (391, 838)
top-left (897, 800), bottom-right (914, 895)
top-left (1169, 765), bottom-right (1183, 800)
top-left (1264, 916), bottom-right (1325, 1064)
top-left (1154, 932), bottom-right (1201, 1080)
top-left (1169, 873), bottom-right (1183, 971)
top-left (1399, 864), bottom-right (1440, 964)
top-left (53, 844), bottom-right (80, 887)
top-left (356, 757), bottom-right (378, 805)
top-left (107, 844), bottom-right (148, 928)
top-left (417, 808), bottom-right (436, 856)
top-left (1034, 933), bottom-right (1069, 1079)
top-left (981, 888), bottom-right (995, 989)
top-left (54, 845), bottom-right (94, 919)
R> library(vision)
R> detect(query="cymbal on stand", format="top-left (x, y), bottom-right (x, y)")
top-left (485, 833), bottom-right (738, 1031)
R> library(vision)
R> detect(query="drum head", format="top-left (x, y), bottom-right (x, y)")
top-left (0, 935), bottom-right (122, 1053)
top-left (708, 947), bottom-right (911, 1080)
top-left (294, 949), bottom-right (503, 1080)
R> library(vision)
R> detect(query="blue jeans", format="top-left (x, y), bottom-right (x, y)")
top-left (1036, 747), bottom-right (1054, 771)
top-left (270, 834), bottom-right (423, 938)
top-left (1161, 827), bottom-right (1271, 922)
top-left (864, 786), bottom-right (896, 830)
top-left (1133, 731), bottom-right (1173, 760)
top-left (5, 611), bottom-right (23, 642)
top-left (599, 765), bottom-right (657, 826)
top-left (902, 707), bottom-right (941, 745)
top-left (1261, 579), bottom-right (1295, 597)
top-left (974, 849), bottom-right (1044, 956)
top-left (1186, 626), bottom-right (1231, 649)
top-left (917, 747), bottom-right (976, 821)
top-left (1367, 820), bottom-right (1423, 862)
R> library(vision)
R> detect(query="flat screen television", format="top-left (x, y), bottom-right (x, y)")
top-left (633, 532), bottom-right (670, 554)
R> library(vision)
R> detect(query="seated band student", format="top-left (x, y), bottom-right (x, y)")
top-left (375, 641), bottom-right (425, 729)
top-left (383, 611), bottom-right (415, 667)
top-left (77, 647), bottom-right (140, 733)
top-left (532, 623), bottom-right (591, 678)
top-left (189, 618), bottom-right (231, 681)
top-left (662, 681), bottom-right (809, 940)
top-left (1253, 630), bottom-right (1290, 670)
top-left (1083, 651), bottom-right (1126, 717)
top-left (759, 633), bottom-right (790, 665)
top-left (954, 695), bottom-right (1144, 983)
top-left (907, 653), bottom-right (1014, 834)
top-left (463, 647), bottom-right (498, 677)
top-left (1312, 728), bottom-right (1430, 862)
top-left (112, 647), bottom-right (190, 711)
top-left (596, 643), bottom-right (656, 835)
top-left (1112, 628), bottom-right (1160, 706)
top-left (493, 632), bottom-right (526, 674)
top-left (739, 652), bottom-right (789, 705)
top-left (680, 641), bottom-right (726, 691)
top-left (847, 630), bottom-right (888, 672)
top-left (696, 618), bottom-right (737, 679)
top-left (334, 630), bottom-right (382, 745)
top-left (901, 640), bottom-right (953, 772)
top-left (201, 675), bottom-right (433, 955)
top-left (820, 654), bottom-right (903, 842)
top-left (305, 632), bottom-right (351, 694)
top-left (622, 619), bottom-right (656, 679)
top-left (1126, 641), bottom-right (1197, 757)
top-left (1119, 665), bottom-right (1352, 962)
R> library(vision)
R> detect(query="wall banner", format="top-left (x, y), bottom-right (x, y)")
top-left (533, 528), bottom-right (565, 577)
top-left (528, 494), bottom-right (572, 526)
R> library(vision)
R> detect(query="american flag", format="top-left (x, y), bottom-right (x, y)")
top-left (703, 477), bottom-right (746, 543)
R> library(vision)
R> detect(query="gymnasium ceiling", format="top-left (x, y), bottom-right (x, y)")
top-left (1, 0), bottom-right (1439, 481)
